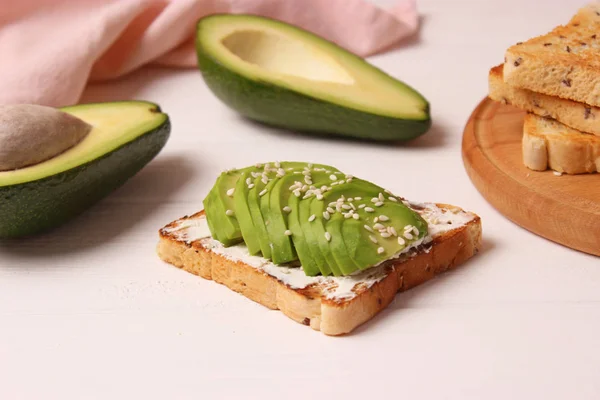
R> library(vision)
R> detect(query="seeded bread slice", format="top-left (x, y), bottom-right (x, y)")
top-left (489, 65), bottom-right (600, 136)
top-left (156, 204), bottom-right (481, 336)
top-left (523, 113), bottom-right (600, 174)
top-left (503, 2), bottom-right (600, 107)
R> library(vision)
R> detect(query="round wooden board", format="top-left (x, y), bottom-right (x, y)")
top-left (462, 97), bottom-right (600, 257)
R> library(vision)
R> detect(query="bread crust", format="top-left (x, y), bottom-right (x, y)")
top-left (156, 205), bottom-right (482, 336)
top-left (489, 65), bottom-right (600, 137)
top-left (503, 3), bottom-right (600, 107)
top-left (522, 113), bottom-right (600, 174)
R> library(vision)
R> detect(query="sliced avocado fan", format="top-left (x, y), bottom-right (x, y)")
top-left (0, 101), bottom-right (170, 238)
top-left (195, 14), bottom-right (431, 142)
top-left (203, 162), bottom-right (429, 277)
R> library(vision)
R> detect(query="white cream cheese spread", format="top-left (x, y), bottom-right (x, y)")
top-left (162, 203), bottom-right (475, 300)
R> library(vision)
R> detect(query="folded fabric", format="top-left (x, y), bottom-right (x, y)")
top-left (0, 0), bottom-right (419, 107)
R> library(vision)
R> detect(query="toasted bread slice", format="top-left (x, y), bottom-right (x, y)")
top-left (503, 2), bottom-right (600, 107)
top-left (523, 113), bottom-right (600, 174)
top-left (489, 65), bottom-right (600, 137)
top-left (156, 203), bottom-right (482, 336)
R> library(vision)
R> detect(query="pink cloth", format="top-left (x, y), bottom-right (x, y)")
top-left (0, 0), bottom-right (419, 107)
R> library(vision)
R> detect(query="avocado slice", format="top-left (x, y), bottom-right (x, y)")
top-left (263, 163), bottom-right (340, 265)
top-left (0, 101), bottom-right (170, 238)
top-left (341, 191), bottom-right (428, 271)
top-left (319, 179), bottom-right (385, 275)
top-left (233, 169), bottom-right (263, 255)
top-left (195, 14), bottom-right (431, 142)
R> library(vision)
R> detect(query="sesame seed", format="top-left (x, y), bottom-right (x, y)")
top-left (261, 177), bottom-right (268, 184)
top-left (323, 211), bottom-right (330, 220)
top-left (327, 207), bottom-right (335, 214)
top-left (373, 223), bottom-right (385, 230)
top-left (305, 179), bottom-right (313, 185)
top-left (404, 225), bottom-right (414, 231)
top-left (284, 230), bottom-right (292, 236)
top-left (375, 202), bottom-right (384, 207)
top-left (321, 185), bottom-right (328, 191)
top-left (413, 227), bottom-right (420, 235)
top-left (371, 197), bottom-right (379, 203)
top-left (329, 174), bottom-right (337, 180)
top-left (301, 184), bottom-right (309, 191)
top-left (338, 180), bottom-right (346, 185)
top-left (347, 198), bottom-right (354, 202)
top-left (277, 168), bottom-right (285, 177)
top-left (389, 197), bottom-right (398, 202)
top-left (389, 227), bottom-right (398, 236)
top-left (377, 247), bottom-right (385, 254)
top-left (259, 189), bottom-right (268, 196)
top-left (287, 167), bottom-right (294, 171)
top-left (378, 193), bottom-right (385, 201)
top-left (283, 206), bottom-right (292, 213)
top-left (364, 225), bottom-right (374, 232)
top-left (308, 163), bottom-right (313, 168)
top-left (404, 232), bottom-right (414, 240)
top-left (398, 237), bottom-right (406, 245)
top-left (369, 235), bottom-right (378, 243)
top-left (308, 214), bottom-right (316, 222)
top-left (344, 213), bottom-right (352, 219)
top-left (352, 213), bottom-right (360, 220)
top-left (380, 232), bottom-right (391, 238)
top-left (225, 209), bottom-right (234, 216)
top-left (248, 183), bottom-right (255, 189)
top-left (255, 163), bottom-right (263, 168)
top-left (293, 190), bottom-right (301, 197)
top-left (274, 161), bottom-right (281, 168)
top-left (226, 188), bottom-right (235, 197)
top-left (385, 189), bottom-right (392, 195)
top-left (246, 177), bottom-right (252, 185)
top-left (379, 215), bottom-right (389, 221)
top-left (328, 202), bottom-right (337, 207)
top-left (341, 204), bottom-right (351, 210)
top-left (358, 204), bottom-right (366, 209)
top-left (316, 194), bottom-right (324, 200)
top-left (364, 207), bottom-right (375, 212)
top-left (302, 170), bottom-right (311, 176)
top-left (325, 232), bottom-right (331, 242)
top-left (354, 197), bottom-right (362, 201)
top-left (374, 217), bottom-right (379, 223)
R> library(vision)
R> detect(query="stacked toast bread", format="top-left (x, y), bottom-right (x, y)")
top-left (488, 1), bottom-right (600, 174)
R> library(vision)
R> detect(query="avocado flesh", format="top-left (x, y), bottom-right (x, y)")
top-left (233, 170), bottom-right (262, 255)
top-left (319, 179), bottom-right (386, 275)
top-left (259, 162), bottom-right (309, 264)
top-left (341, 194), bottom-right (428, 271)
top-left (195, 14), bottom-right (431, 142)
top-left (0, 101), bottom-right (170, 238)
top-left (203, 165), bottom-right (267, 247)
top-left (265, 164), bottom-right (340, 265)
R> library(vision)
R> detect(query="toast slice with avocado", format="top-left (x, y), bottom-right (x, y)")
top-left (523, 113), bottom-right (600, 174)
top-left (489, 65), bottom-right (600, 137)
top-left (156, 162), bottom-right (482, 335)
top-left (503, 2), bottom-right (600, 107)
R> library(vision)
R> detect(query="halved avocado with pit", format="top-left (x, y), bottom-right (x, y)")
top-left (195, 14), bottom-right (431, 142)
top-left (0, 101), bottom-right (170, 238)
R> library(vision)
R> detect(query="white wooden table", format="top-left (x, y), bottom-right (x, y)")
top-left (2, 1), bottom-right (598, 398)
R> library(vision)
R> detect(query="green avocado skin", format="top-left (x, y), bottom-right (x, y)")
top-left (195, 42), bottom-right (431, 142)
top-left (0, 119), bottom-right (171, 238)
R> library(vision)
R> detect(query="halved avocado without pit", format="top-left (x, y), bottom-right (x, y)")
top-left (195, 14), bottom-right (431, 142)
top-left (0, 101), bottom-right (171, 238)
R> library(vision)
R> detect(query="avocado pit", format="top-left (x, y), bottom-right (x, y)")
top-left (0, 104), bottom-right (92, 171)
